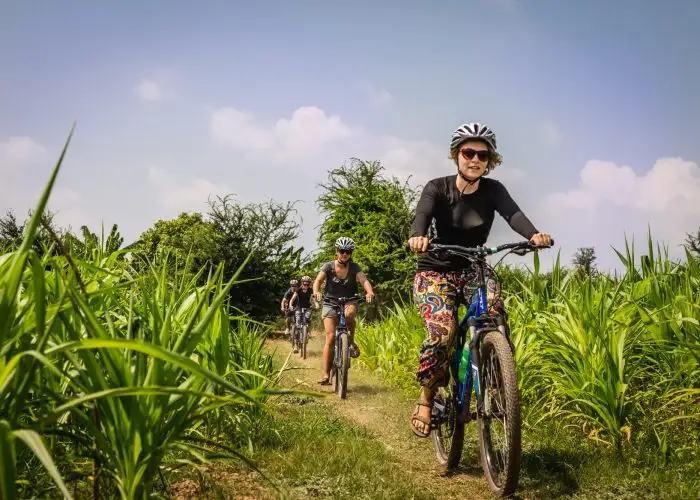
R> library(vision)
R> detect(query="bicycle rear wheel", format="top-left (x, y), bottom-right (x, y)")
top-left (477, 331), bottom-right (522, 497)
top-left (431, 383), bottom-right (465, 469)
top-left (334, 333), bottom-right (349, 399)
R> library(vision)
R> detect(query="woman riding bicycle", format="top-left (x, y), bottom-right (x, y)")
top-left (280, 279), bottom-right (298, 337)
top-left (406, 122), bottom-right (552, 438)
top-left (289, 275), bottom-right (314, 353)
top-left (312, 236), bottom-right (375, 385)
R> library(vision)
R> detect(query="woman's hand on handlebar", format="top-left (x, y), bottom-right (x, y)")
top-left (365, 292), bottom-right (375, 303)
top-left (529, 232), bottom-right (553, 248)
top-left (408, 236), bottom-right (429, 253)
top-left (313, 292), bottom-right (323, 302)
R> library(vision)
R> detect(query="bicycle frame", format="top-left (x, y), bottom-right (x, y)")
top-left (427, 240), bottom-right (552, 423)
top-left (452, 258), bottom-right (508, 422)
top-left (325, 295), bottom-right (364, 366)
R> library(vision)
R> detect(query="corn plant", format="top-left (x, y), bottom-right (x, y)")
top-left (1, 125), bottom-right (281, 499)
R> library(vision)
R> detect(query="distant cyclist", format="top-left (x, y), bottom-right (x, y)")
top-left (312, 236), bottom-right (375, 385)
top-left (406, 122), bottom-right (552, 438)
top-left (280, 279), bottom-right (298, 337)
top-left (289, 275), bottom-right (314, 353)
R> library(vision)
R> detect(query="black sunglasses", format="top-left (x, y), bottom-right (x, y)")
top-left (460, 148), bottom-right (490, 162)
top-left (337, 249), bottom-right (353, 255)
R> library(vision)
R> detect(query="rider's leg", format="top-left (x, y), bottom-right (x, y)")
top-left (344, 304), bottom-right (360, 358)
top-left (285, 313), bottom-right (292, 336)
top-left (412, 270), bottom-right (461, 436)
top-left (320, 306), bottom-right (338, 383)
top-left (486, 274), bottom-right (510, 341)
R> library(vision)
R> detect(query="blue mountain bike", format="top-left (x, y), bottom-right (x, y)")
top-left (325, 294), bottom-right (365, 399)
top-left (425, 240), bottom-right (552, 498)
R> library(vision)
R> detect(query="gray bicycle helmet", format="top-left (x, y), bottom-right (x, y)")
top-left (450, 122), bottom-right (498, 151)
top-left (335, 236), bottom-right (356, 251)
top-left (289, 279), bottom-right (299, 286)
top-left (301, 275), bottom-right (312, 283)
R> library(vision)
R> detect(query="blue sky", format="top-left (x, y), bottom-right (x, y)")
top-left (1, 0), bottom-right (699, 271)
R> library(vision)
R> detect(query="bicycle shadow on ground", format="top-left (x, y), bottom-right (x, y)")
top-left (439, 463), bottom-right (484, 478)
top-left (514, 447), bottom-right (581, 499)
top-left (347, 384), bottom-right (389, 396)
top-left (437, 447), bottom-right (580, 499)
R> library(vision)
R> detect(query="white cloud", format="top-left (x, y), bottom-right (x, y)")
top-left (134, 79), bottom-right (166, 101)
top-left (358, 81), bottom-right (393, 107)
top-left (377, 137), bottom-right (448, 185)
top-left (547, 158), bottom-right (700, 213)
top-left (148, 166), bottom-right (233, 212)
top-left (0, 136), bottom-right (99, 232)
top-left (540, 122), bottom-right (562, 147)
top-left (0, 136), bottom-right (48, 175)
top-left (210, 106), bottom-right (352, 162)
top-left (1, 136), bottom-right (49, 207)
top-left (540, 157), bottom-right (700, 271)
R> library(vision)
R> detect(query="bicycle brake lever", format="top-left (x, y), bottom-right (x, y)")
top-left (512, 248), bottom-right (529, 256)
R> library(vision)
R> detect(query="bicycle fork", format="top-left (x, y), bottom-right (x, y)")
top-left (457, 317), bottom-right (510, 423)
top-left (456, 323), bottom-right (482, 424)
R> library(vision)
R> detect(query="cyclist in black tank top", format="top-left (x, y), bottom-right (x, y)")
top-left (406, 122), bottom-right (553, 438)
top-left (312, 237), bottom-right (375, 385)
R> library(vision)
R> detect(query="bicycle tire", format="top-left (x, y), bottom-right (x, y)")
top-left (477, 331), bottom-right (522, 497)
top-left (301, 325), bottom-right (308, 359)
top-left (431, 383), bottom-right (465, 469)
top-left (335, 333), bottom-right (349, 399)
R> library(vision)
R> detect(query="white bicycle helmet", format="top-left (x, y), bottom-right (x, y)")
top-left (450, 122), bottom-right (498, 151)
top-left (289, 279), bottom-right (299, 286)
top-left (334, 236), bottom-right (356, 251)
top-left (301, 275), bottom-right (312, 283)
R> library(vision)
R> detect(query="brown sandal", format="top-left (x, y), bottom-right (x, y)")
top-left (411, 398), bottom-right (433, 438)
top-left (318, 376), bottom-right (331, 385)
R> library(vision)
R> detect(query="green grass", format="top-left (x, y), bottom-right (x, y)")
top-left (255, 396), bottom-right (429, 499)
top-left (167, 395), bottom-right (430, 500)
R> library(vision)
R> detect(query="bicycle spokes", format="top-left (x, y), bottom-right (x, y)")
top-left (481, 348), bottom-right (509, 482)
top-left (432, 385), bottom-right (465, 468)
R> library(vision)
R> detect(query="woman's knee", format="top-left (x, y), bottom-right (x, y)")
top-left (323, 319), bottom-right (336, 340)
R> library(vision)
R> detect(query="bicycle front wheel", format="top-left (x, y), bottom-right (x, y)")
top-left (334, 333), bottom-right (349, 399)
top-left (301, 325), bottom-right (308, 359)
top-left (477, 331), bottom-right (521, 497)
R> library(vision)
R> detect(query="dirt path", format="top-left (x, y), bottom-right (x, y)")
top-left (267, 332), bottom-right (495, 500)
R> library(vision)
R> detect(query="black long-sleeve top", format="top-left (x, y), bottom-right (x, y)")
top-left (410, 175), bottom-right (538, 271)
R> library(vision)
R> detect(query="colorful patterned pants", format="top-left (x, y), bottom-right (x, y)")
top-left (412, 270), bottom-right (507, 389)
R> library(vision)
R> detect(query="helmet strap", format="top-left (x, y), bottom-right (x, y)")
top-left (456, 165), bottom-right (482, 194)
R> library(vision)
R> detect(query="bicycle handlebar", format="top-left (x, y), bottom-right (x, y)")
top-left (320, 294), bottom-right (366, 305)
top-left (405, 239), bottom-right (555, 259)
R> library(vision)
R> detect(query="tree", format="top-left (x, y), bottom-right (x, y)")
top-left (207, 195), bottom-right (306, 320)
top-left (0, 209), bottom-right (66, 255)
top-left (64, 223), bottom-right (125, 260)
top-left (572, 247), bottom-right (597, 278)
top-left (315, 158), bottom-right (419, 317)
top-left (683, 228), bottom-right (700, 258)
top-left (131, 196), bottom-right (306, 321)
top-left (135, 212), bottom-right (223, 272)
